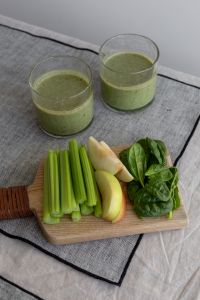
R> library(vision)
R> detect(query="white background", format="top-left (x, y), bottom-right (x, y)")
top-left (0, 0), bottom-right (200, 76)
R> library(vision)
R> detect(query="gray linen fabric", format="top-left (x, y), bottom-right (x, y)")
top-left (0, 24), bottom-right (200, 284)
top-left (0, 276), bottom-right (41, 300)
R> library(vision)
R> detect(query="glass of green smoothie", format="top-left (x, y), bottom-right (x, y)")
top-left (29, 55), bottom-right (93, 137)
top-left (99, 34), bottom-right (159, 111)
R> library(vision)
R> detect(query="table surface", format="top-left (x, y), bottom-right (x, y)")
top-left (0, 14), bottom-right (200, 300)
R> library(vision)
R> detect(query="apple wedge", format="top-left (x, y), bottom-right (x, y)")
top-left (95, 170), bottom-right (123, 221)
top-left (88, 136), bottom-right (123, 175)
top-left (115, 165), bottom-right (134, 183)
top-left (112, 188), bottom-right (126, 223)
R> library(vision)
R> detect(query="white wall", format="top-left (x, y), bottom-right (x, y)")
top-left (1, 0), bottom-right (200, 77)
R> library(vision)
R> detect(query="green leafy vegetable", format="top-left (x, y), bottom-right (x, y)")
top-left (155, 139), bottom-right (167, 159)
top-left (147, 138), bottom-right (166, 165)
top-left (147, 167), bottom-right (173, 183)
top-left (128, 143), bottom-right (147, 187)
top-left (119, 137), bottom-right (180, 219)
top-left (167, 167), bottom-right (179, 189)
top-left (145, 164), bottom-right (167, 176)
top-left (127, 181), bottom-right (141, 204)
top-left (137, 138), bottom-right (150, 164)
top-left (167, 167), bottom-right (180, 210)
top-left (173, 187), bottom-right (181, 209)
top-left (119, 148), bottom-right (129, 169)
top-left (134, 189), bottom-right (173, 217)
top-left (145, 181), bottom-right (170, 202)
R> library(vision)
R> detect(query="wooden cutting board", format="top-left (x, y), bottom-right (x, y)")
top-left (0, 145), bottom-right (188, 245)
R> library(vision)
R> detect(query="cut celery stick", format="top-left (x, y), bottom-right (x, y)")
top-left (60, 150), bottom-right (77, 214)
top-left (80, 202), bottom-right (94, 215)
top-left (94, 187), bottom-right (102, 218)
top-left (71, 205), bottom-right (81, 221)
top-left (88, 159), bottom-right (102, 217)
top-left (69, 139), bottom-right (86, 204)
top-left (73, 203), bottom-right (81, 212)
top-left (43, 158), bottom-right (60, 224)
top-left (48, 150), bottom-right (61, 217)
top-left (79, 145), bottom-right (97, 207)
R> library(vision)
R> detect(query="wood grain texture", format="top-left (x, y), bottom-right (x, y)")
top-left (27, 146), bottom-right (188, 245)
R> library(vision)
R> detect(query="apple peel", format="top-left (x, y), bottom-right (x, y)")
top-left (95, 170), bottom-right (123, 222)
top-left (112, 188), bottom-right (127, 223)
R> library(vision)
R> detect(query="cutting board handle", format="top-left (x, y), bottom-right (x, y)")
top-left (0, 186), bottom-right (33, 220)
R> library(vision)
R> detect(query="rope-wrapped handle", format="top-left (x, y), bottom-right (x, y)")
top-left (0, 186), bottom-right (33, 220)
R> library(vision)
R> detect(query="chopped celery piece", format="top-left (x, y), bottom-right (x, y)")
top-left (48, 150), bottom-right (62, 217)
top-left (80, 202), bottom-right (94, 215)
top-left (60, 150), bottom-right (77, 214)
top-left (94, 188), bottom-right (102, 218)
top-left (43, 158), bottom-right (60, 224)
top-left (69, 139), bottom-right (86, 204)
top-left (88, 159), bottom-right (102, 217)
top-left (73, 203), bottom-right (81, 212)
top-left (79, 145), bottom-right (98, 207)
top-left (71, 205), bottom-right (81, 222)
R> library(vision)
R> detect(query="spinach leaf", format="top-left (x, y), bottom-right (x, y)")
top-left (145, 181), bottom-right (170, 202)
top-left (147, 138), bottom-right (166, 165)
top-left (145, 164), bottom-right (167, 176)
top-left (127, 181), bottom-right (142, 204)
top-left (155, 139), bottom-right (167, 158)
top-left (134, 188), bottom-right (161, 204)
top-left (167, 167), bottom-right (179, 189)
top-left (119, 148), bottom-right (129, 170)
top-left (134, 189), bottom-right (173, 217)
top-left (172, 187), bottom-right (181, 209)
top-left (128, 143), bottom-right (147, 187)
top-left (167, 167), bottom-right (180, 210)
top-left (137, 138), bottom-right (150, 163)
top-left (147, 168), bottom-right (173, 183)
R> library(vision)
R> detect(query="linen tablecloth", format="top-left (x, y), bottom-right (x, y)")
top-left (0, 15), bottom-right (200, 300)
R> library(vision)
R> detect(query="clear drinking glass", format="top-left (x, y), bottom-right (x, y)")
top-left (29, 55), bottom-right (93, 137)
top-left (99, 34), bottom-right (159, 111)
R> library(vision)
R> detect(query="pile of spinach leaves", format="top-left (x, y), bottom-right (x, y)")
top-left (119, 137), bottom-right (180, 218)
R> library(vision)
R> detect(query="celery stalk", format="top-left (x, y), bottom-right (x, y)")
top-left (94, 187), bottom-right (102, 218)
top-left (60, 150), bottom-right (77, 214)
top-left (73, 203), bottom-right (81, 212)
top-left (43, 158), bottom-right (60, 224)
top-left (80, 202), bottom-right (94, 215)
top-left (69, 139), bottom-right (86, 204)
top-left (48, 150), bottom-right (61, 217)
top-left (71, 205), bottom-right (81, 221)
top-left (79, 145), bottom-right (97, 207)
top-left (88, 159), bottom-right (102, 217)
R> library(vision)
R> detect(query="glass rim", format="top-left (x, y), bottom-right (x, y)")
top-left (29, 55), bottom-right (93, 101)
top-left (99, 33), bottom-right (160, 75)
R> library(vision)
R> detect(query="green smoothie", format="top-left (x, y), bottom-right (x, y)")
top-left (100, 52), bottom-right (156, 111)
top-left (32, 69), bottom-right (93, 136)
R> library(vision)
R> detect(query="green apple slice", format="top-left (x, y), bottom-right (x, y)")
top-left (95, 170), bottom-right (123, 221)
top-left (115, 165), bottom-right (134, 182)
top-left (88, 136), bottom-right (123, 175)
